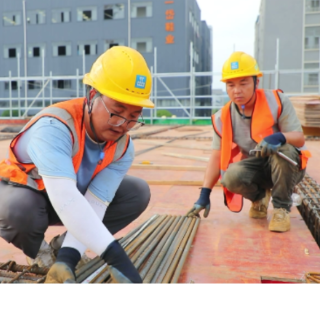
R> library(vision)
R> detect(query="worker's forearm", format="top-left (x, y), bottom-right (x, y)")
top-left (282, 131), bottom-right (305, 148)
top-left (43, 176), bottom-right (114, 255)
top-left (202, 150), bottom-right (221, 189)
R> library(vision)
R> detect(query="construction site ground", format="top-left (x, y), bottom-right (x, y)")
top-left (1, 124), bottom-right (320, 283)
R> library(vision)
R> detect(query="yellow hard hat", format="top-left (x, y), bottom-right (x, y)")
top-left (221, 51), bottom-right (263, 82)
top-left (83, 46), bottom-right (154, 108)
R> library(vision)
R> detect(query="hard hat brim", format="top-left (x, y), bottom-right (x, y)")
top-left (221, 72), bottom-right (263, 83)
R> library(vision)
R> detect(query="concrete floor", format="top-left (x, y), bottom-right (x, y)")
top-left (0, 125), bottom-right (320, 283)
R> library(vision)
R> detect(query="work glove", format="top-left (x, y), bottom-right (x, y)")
top-left (186, 187), bottom-right (211, 218)
top-left (255, 132), bottom-right (286, 158)
top-left (101, 240), bottom-right (142, 283)
top-left (45, 262), bottom-right (76, 284)
top-left (44, 247), bottom-right (80, 284)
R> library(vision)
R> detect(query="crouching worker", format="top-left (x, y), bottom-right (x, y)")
top-left (187, 51), bottom-right (311, 233)
top-left (0, 46), bottom-right (154, 283)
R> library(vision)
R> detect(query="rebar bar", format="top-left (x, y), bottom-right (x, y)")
top-left (152, 217), bottom-right (192, 283)
top-left (139, 216), bottom-right (181, 281)
top-left (120, 214), bottom-right (159, 248)
top-left (162, 217), bottom-right (196, 283)
top-left (295, 173), bottom-right (320, 247)
top-left (145, 216), bottom-right (184, 283)
top-left (171, 218), bottom-right (200, 283)
top-left (125, 215), bottom-right (167, 256)
top-left (130, 216), bottom-right (171, 263)
top-left (133, 216), bottom-right (175, 270)
top-left (76, 260), bottom-right (105, 283)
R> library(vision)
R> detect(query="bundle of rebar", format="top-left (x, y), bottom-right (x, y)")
top-left (76, 215), bottom-right (200, 283)
top-left (0, 261), bottom-right (48, 283)
top-left (0, 214), bottom-right (199, 284)
top-left (295, 173), bottom-right (320, 247)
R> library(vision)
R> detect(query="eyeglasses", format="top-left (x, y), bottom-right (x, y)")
top-left (100, 96), bottom-right (145, 131)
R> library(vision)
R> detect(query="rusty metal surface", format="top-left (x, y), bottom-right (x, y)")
top-left (295, 173), bottom-right (320, 247)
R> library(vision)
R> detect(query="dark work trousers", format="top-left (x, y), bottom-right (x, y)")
top-left (221, 144), bottom-right (306, 212)
top-left (0, 175), bottom-right (151, 259)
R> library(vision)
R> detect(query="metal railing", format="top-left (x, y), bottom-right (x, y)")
top-left (0, 68), bottom-right (319, 124)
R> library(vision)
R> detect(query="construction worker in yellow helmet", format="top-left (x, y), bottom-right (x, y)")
top-left (0, 46), bottom-right (154, 283)
top-left (187, 51), bottom-right (311, 232)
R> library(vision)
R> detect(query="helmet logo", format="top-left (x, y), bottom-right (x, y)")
top-left (231, 62), bottom-right (239, 70)
top-left (135, 75), bottom-right (147, 89)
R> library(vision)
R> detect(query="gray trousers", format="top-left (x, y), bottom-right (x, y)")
top-left (0, 175), bottom-right (150, 259)
top-left (221, 144), bottom-right (305, 211)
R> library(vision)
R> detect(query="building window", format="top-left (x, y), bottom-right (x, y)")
top-left (305, 73), bottom-right (319, 86)
top-left (305, 26), bottom-right (320, 49)
top-left (28, 81), bottom-right (42, 90)
top-left (104, 40), bottom-right (125, 51)
top-left (104, 4), bottom-right (125, 20)
top-left (77, 42), bottom-right (98, 55)
top-left (77, 7), bottom-right (97, 21)
top-left (4, 46), bottom-right (21, 59)
top-left (53, 80), bottom-right (72, 89)
top-left (53, 43), bottom-right (71, 56)
top-left (9, 48), bottom-right (16, 58)
top-left (3, 11), bottom-right (21, 26)
top-left (52, 9), bottom-right (71, 23)
top-left (306, 0), bottom-right (320, 12)
top-left (4, 81), bottom-right (18, 90)
top-left (27, 10), bottom-right (46, 24)
top-left (28, 44), bottom-right (45, 58)
top-left (304, 62), bottom-right (320, 69)
top-left (131, 2), bottom-right (152, 18)
top-left (131, 38), bottom-right (152, 53)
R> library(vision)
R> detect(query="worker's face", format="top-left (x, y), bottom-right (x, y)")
top-left (88, 95), bottom-right (143, 142)
top-left (226, 77), bottom-right (259, 106)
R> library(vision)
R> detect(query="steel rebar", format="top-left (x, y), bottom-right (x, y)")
top-left (152, 217), bottom-right (192, 283)
top-left (130, 216), bottom-right (171, 264)
top-left (125, 215), bottom-right (167, 257)
top-left (162, 217), bottom-right (196, 283)
top-left (133, 216), bottom-right (175, 270)
top-left (139, 216), bottom-right (181, 281)
top-left (144, 216), bottom-right (184, 283)
top-left (120, 214), bottom-right (159, 248)
top-left (171, 218), bottom-right (200, 283)
top-left (77, 259), bottom-right (106, 284)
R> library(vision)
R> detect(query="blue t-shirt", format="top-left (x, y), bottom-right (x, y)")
top-left (13, 117), bottom-right (134, 204)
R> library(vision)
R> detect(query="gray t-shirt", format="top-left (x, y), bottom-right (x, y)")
top-left (212, 92), bottom-right (302, 157)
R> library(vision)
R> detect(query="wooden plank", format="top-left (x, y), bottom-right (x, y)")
top-left (131, 164), bottom-right (206, 171)
top-left (162, 152), bottom-right (209, 162)
top-left (138, 140), bottom-right (212, 151)
top-left (146, 180), bottom-right (221, 186)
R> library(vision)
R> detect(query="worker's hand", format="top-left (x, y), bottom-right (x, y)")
top-left (255, 132), bottom-right (286, 158)
top-left (101, 240), bottom-right (142, 283)
top-left (186, 187), bottom-right (211, 218)
top-left (44, 262), bottom-right (76, 284)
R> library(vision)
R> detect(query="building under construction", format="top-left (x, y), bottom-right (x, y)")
top-left (0, 0), bottom-right (212, 116)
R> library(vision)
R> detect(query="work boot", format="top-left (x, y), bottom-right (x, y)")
top-left (26, 236), bottom-right (91, 268)
top-left (268, 208), bottom-right (290, 232)
top-left (249, 189), bottom-right (271, 219)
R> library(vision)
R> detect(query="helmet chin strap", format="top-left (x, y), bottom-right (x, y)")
top-left (240, 76), bottom-right (257, 119)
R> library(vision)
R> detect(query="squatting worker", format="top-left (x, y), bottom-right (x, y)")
top-left (0, 46), bottom-right (154, 283)
top-left (187, 51), bottom-right (311, 233)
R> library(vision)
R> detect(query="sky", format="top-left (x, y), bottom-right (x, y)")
top-left (196, 0), bottom-right (262, 89)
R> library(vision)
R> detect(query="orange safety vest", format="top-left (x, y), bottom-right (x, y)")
top-left (0, 98), bottom-right (130, 191)
top-left (212, 89), bottom-right (311, 212)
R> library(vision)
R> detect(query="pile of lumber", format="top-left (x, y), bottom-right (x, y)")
top-left (289, 95), bottom-right (320, 128)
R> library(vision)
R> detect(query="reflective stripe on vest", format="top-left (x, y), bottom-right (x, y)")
top-left (211, 89), bottom-right (310, 212)
top-left (0, 98), bottom-right (130, 191)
